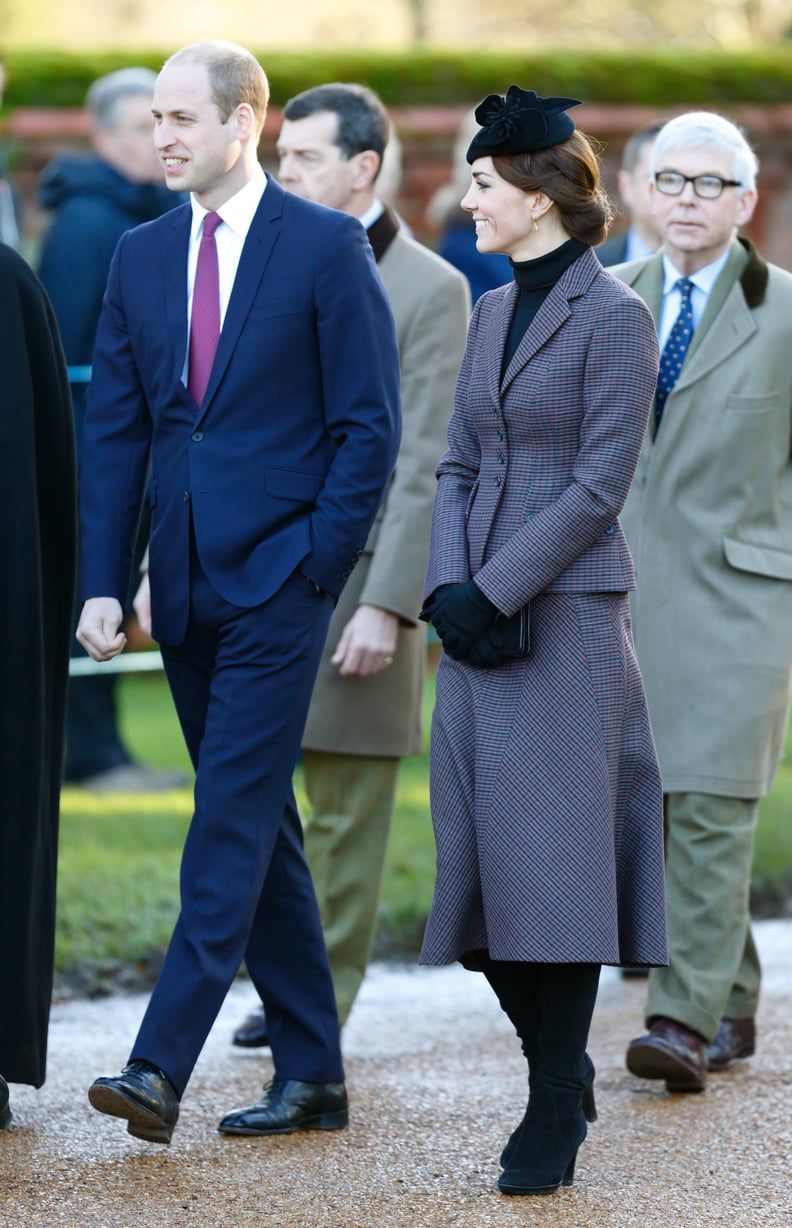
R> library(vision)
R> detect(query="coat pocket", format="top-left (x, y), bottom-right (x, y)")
top-left (264, 466), bottom-right (325, 503)
top-left (723, 536), bottom-right (792, 581)
top-left (724, 393), bottom-right (780, 415)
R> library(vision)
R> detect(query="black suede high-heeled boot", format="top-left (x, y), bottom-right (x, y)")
top-left (499, 1050), bottom-right (597, 1168)
top-left (483, 960), bottom-right (601, 1190)
top-left (498, 1074), bottom-right (588, 1196)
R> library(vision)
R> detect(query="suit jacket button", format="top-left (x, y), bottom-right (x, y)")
top-left (191, 431), bottom-right (203, 442)
top-left (183, 491), bottom-right (191, 502)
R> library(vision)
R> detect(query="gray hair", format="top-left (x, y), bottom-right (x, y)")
top-left (651, 111), bottom-right (758, 193)
top-left (86, 68), bottom-right (158, 128)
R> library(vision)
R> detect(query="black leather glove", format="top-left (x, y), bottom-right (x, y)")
top-left (420, 580), bottom-right (499, 659)
top-left (459, 602), bottom-right (532, 669)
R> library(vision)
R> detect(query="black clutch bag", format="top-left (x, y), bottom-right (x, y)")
top-left (466, 603), bottom-right (531, 668)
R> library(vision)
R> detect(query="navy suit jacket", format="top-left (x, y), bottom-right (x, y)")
top-left (80, 175), bottom-right (401, 645)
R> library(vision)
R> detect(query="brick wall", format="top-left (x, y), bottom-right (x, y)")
top-left (7, 102), bottom-right (792, 268)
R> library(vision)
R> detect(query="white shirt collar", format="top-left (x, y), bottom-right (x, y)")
top-left (661, 245), bottom-right (732, 299)
top-left (358, 199), bottom-right (385, 232)
top-left (189, 164), bottom-right (267, 242)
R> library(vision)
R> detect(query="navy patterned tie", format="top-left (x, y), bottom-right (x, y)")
top-left (655, 277), bottom-right (695, 429)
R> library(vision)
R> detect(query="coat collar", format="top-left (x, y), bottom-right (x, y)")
top-left (367, 207), bottom-right (400, 263)
top-left (491, 245), bottom-right (603, 401)
top-left (619, 237), bottom-right (767, 403)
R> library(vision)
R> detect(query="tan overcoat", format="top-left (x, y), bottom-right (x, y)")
top-left (616, 239), bottom-right (792, 798)
top-left (302, 217), bottom-right (470, 757)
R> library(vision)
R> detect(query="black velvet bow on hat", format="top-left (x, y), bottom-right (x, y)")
top-left (466, 86), bottom-right (582, 163)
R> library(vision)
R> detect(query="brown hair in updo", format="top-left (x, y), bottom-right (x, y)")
top-left (493, 130), bottom-right (613, 247)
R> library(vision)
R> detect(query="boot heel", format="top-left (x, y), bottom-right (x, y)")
top-left (0, 1104), bottom-right (11, 1129)
top-left (562, 1150), bottom-right (578, 1187)
top-left (582, 1082), bottom-right (597, 1123)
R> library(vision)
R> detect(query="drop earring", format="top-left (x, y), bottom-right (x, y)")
top-left (532, 216), bottom-right (539, 233)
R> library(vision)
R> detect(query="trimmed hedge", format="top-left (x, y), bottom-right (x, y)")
top-left (3, 47), bottom-right (792, 111)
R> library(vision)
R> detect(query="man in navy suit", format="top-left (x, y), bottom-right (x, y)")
top-left (76, 40), bottom-right (400, 1145)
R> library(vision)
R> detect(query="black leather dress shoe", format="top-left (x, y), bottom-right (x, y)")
top-left (88, 1060), bottom-right (180, 1144)
top-left (218, 1077), bottom-right (348, 1136)
top-left (0, 1074), bottom-right (11, 1129)
top-left (707, 1016), bottom-right (756, 1071)
top-left (626, 1017), bottom-right (708, 1092)
top-left (232, 1004), bottom-right (269, 1048)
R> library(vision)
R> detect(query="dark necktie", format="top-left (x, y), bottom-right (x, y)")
top-left (188, 211), bottom-right (222, 406)
top-left (655, 277), bottom-right (695, 429)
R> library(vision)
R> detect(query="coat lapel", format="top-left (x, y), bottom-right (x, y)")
top-left (499, 247), bottom-right (601, 395)
top-left (194, 174), bottom-right (284, 423)
top-left (486, 283), bottom-right (517, 405)
top-left (628, 255), bottom-right (664, 329)
top-left (672, 240), bottom-right (754, 395)
top-left (160, 204), bottom-right (192, 391)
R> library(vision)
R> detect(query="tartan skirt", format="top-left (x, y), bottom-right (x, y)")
top-left (420, 592), bottom-right (668, 967)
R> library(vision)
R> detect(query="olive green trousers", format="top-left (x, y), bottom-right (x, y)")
top-left (646, 791), bottom-right (761, 1041)
top-left (302, 749), bottom-right (400, 1027)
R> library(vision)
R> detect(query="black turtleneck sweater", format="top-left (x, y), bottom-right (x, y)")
top-left (501, 238), bottom-right (588, 378)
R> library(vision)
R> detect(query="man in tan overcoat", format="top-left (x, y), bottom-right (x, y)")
top-left (614, 111), bottom-right (792, 1093)
top-left (231, 83), bottom-right (470, 1052)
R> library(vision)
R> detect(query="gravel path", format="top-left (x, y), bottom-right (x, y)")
top-left (1, 920), bottom-right (790, 1228)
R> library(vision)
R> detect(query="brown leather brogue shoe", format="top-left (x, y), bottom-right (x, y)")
top-left (232, 1004), bottom-right (269, 1049)
top-left (626, 1017), bottom-right (708, 1092)
top-left (707, 1017), bottom-right (756, 1072)
top-left (218, 1077), bottom-right (348, 1136)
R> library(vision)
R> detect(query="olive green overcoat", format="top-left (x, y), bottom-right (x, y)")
top-left (302, 220), bottom-right (470, 757)
top-left (616, 239), bottom-right (792, 798)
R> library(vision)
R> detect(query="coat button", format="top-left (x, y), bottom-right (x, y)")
top-left (191, 431), bottom-right (203, 442)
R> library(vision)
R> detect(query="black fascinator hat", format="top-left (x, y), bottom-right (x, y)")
top-left (466, 86), bottom-right (582, 164)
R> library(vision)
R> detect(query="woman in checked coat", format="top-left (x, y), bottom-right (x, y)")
top-left (420, 89), bottom-right (668, 1197)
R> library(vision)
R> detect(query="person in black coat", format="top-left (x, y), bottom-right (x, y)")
top-left (0, 243), bottom-right (77, 1127)
top-left (37, 68), bottom-right (184, 792)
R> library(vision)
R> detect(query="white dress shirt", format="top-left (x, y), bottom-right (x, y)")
top-left (357, 199), bottom-right (385, 232)
top-left (184, 165), bottom-right (267, 382)
top-left (658, 246), bottom-right (731, 351)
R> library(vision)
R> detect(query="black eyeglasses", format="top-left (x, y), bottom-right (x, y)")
top-left (654, 171), bottom-right (743, 200)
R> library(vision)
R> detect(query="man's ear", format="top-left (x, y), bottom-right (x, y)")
top-left (234, 102), bottom-right (256, 144)
top-left (351, 149), bottom-right (381, 192)
top-left (736, 187), bottom-right (758, 229)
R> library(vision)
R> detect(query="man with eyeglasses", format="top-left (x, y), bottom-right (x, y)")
top-left (613, 111), bottom-right (792, 1094)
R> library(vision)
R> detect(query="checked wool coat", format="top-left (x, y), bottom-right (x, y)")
top-left (420, 247), bottom-right (669, 967)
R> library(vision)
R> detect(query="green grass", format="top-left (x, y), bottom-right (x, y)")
top-left (55, 669), bottom-right (792, 991)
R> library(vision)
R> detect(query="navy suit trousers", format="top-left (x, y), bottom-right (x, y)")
top-left (130, 543), bottom-right (343, 1096)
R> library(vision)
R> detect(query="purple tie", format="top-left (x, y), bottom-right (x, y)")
top-left (188, 211), bottom-right (223, 406)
